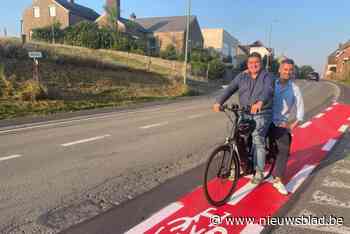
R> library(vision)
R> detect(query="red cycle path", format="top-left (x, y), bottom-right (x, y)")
top-left (126, 103), bottom-right (350, 234)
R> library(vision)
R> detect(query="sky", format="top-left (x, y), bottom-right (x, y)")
top-left (1, 0), bottom-right (350, 73)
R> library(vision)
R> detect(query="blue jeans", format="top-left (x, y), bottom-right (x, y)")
top-left (242, 110), bottom-right (272, 172)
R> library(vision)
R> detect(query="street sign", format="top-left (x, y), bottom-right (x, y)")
top-left (28, 51), bottom-right (42, 59)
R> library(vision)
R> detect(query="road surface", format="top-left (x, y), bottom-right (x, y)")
top-left (0, 80), bottom-right (341, 233)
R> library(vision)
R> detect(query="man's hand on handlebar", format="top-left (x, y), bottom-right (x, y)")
top-left (213, 103), bottom-right (221, 112)
top-left (250, 101), bottom-right (263, 114)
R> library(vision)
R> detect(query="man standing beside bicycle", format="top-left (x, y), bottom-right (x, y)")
top-left (213, 52), bottom-right (274, 184)
top-left (269, 58), bottom-right (304, 195)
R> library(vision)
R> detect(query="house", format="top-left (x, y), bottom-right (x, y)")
top-left (233, 41), bottom-right (273, 68)
top-left (95, 1), bottom-right (149, 38)
top-left (134, 16), bottom-right (204, 54)
top-left (325, 41), bottom-right (350, 80)
top-left (245, 41), bottom-right (273, 60)
top-left (201, 28), bottom-right (240, 65)
top-left (23, 0), bottom-right (100, 40)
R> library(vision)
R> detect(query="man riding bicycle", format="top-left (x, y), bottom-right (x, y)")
top-left (270, 58), bottom-right (304, 195)
top-left (213, 52), bottom-right (274, 184)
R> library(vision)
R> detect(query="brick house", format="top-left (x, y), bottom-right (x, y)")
top-left (22, 1), bottom-right (203, 55)
top-left (134, 16), bottom-right (204, 54)
top-left (325, 41), bottom-right (350, 80)
top-left (23, 0), bottom-right (100, 40)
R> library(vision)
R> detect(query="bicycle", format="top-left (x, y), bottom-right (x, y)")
top-left (203, 103), bottom-right (277, 207)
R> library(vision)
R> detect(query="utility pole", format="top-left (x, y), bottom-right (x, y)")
top-left (266, 23), bottom-right (272, 71)
top-left (3, 27), bottom-right (7, 37)
top-left (51, 17), bottom-right (56, 44)
top-left (183, 0), bottom-right (191, 85)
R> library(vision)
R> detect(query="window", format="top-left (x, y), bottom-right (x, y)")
top-left (33, 7), bottom-right (40, 18)
top-left (49, 5), bottom-right (56, 17)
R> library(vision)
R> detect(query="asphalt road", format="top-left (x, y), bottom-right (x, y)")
top-left (0, 80), bottom-right (340, 234)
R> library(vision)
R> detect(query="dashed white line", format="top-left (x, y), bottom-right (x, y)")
top-left (140, 122), bottom-right (169, 129)
top-left (227, 181), bottom-right (258, 205)
top-left (188, 114), bottom-right (206, 119)
top-left (348, 117), bottom-right (350, 121)
top-left (61, 134), bottom-right (111, 147)
top-left (300, 121), bottom-right (312, 128)
top-left (0, 154), bottom-right (23, 162)
top-left (338, 125), bottom-right (349, 133)
top-left (326, 107), bottom-right (333, 111)
top-left (286, 164), bottom-right (316, 193)
top-left (125, 202), bottom-right (183, 234)
top-left (322, 139), bottom-right (337, 151)
top-left (314, 113), bottom-right (325, 119)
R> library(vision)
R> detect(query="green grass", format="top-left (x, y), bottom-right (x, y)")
top-left (0, 37), bottom-right (197, 120)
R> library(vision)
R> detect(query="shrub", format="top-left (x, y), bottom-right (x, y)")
top-left (64, 21), bottom-right (101, 49)
top-left (0, 64), bottom-right (13, 98)
top-left (17, 80), bottom-right (46, 102)
top-left (32, 22), bottom-right (64, 43)
top-left (160, 45), bottom-right (178, 60)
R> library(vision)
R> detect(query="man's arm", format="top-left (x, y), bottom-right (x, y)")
top-left (213, 73), bottom-right (241, 112)
top-left (215, 73), bottom-right (241, 105)
top-left (290, 84), bottom-right (305, 130)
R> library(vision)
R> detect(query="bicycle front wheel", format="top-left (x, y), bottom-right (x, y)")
top-left (203, 144), bottom-right (240, 207)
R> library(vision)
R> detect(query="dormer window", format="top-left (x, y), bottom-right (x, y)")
top-left (49, 5), bottom-right (56, 17)
top-left (33, 7), bottom-right (40, 18)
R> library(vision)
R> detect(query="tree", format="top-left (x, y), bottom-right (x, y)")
top-left (299, 65), bottom-right (314, 79)
top-left (104, 4), bottom-right (120, 48)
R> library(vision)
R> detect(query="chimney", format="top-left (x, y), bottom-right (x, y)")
top-left (106, 0), bottom-right (120, 20)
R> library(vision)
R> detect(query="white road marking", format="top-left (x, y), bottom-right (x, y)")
top-left (227, 181), bottom-right (258, 205)
top-left (314, 113), bottom-right (325, 119)
top-left (311, 190), bottom-right (350, 208)
top-left (348, 117), bottom-right (350, 121)
top-left (222, 85), bottom-right (228, 89)
top-left (286, 165), bottom-right (316, 193)
top-left (326, 81), bottom-right (341, 102)
top-left (338, 125), bottom-right (349, 133)
top-left (300, 121), bottom-right (312, 128)
top-left (0, 103), bottom-right (211, 134)
top-left (140, 122), bottom-right (169, 129)
top-left (322, 177), bottom-right (350, 189)
top-left (326, 107), bottom-right (333, 111)
top-left (322, 139), bottom-right (337, 151)
top-left (240, 224), bottom-right (264, 234)
top-left (0, 109), bottom-right (164, 134)
top-left (61, 135), bottom-right (111, 147)
top-left (0, 154), bottom-right (22, 162)
top-left (125, 202), bottom-right (183, 234)
top-left (333, 102), bottom-right (339, 105)
top-left (188, 114), bottom-right (206, 119)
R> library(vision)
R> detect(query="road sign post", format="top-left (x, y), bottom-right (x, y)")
top-left (28, 52), bottom-right (42, 83)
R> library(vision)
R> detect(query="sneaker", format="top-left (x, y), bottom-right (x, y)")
top-left (251, 171), bottom-right (263, 184)
top-left (228, 168), bottom-right (236, 181)
top-left (273, 179), bottom-right (288, 195)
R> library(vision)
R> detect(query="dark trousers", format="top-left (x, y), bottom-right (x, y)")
top-left (269, 124), bottom-right (292, 179)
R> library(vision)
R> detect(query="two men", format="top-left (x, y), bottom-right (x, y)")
top-left (214, 55), bottom-right (304, 194)
top-left (213, 52), bottom-right (274, 184)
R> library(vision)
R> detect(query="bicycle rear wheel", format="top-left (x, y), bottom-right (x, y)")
top-left (203, 145), bottom-right (240, 207)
